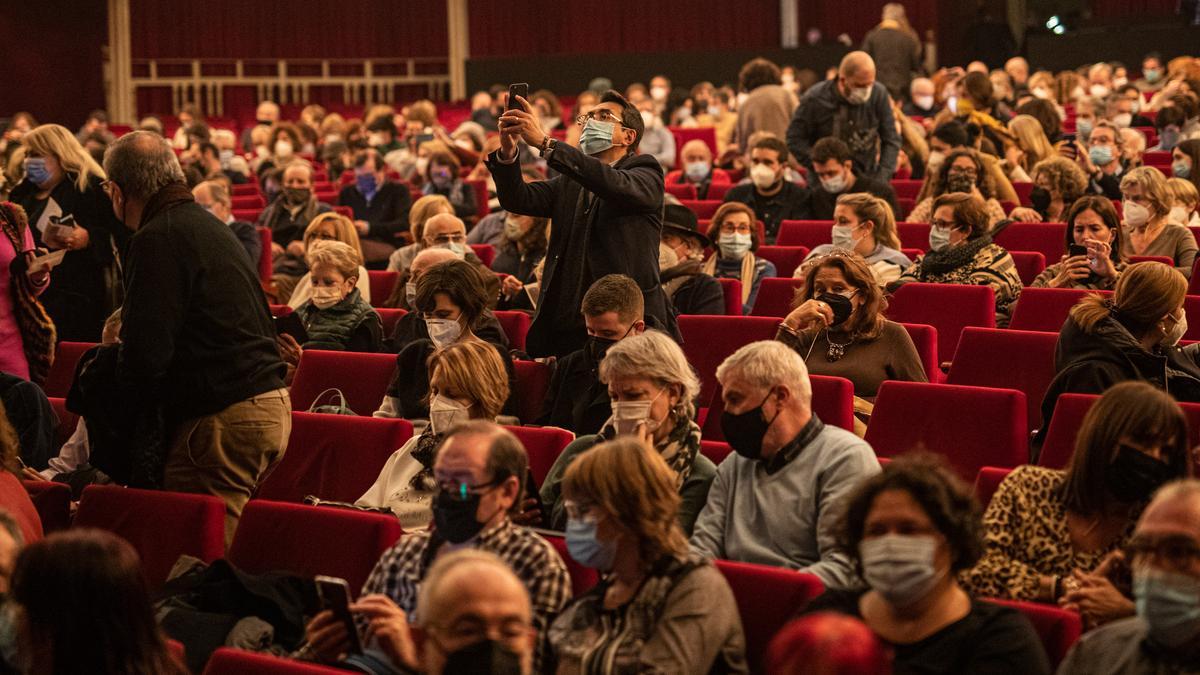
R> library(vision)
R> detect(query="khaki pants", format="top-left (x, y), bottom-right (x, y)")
top-left (164, 388), bottom-right (292, 546)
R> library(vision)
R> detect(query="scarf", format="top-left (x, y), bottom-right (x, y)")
top-left (658, 418), bottom-right (703, 489)
top-left (660, 259), bottom-right (706, 298)
top-left (138, 181), bottom-right (195, 229)
top-left (408, 427), bottom-right (443, 491)
top-left (917, 235), bottom-right (993, 277)
top-left (702, 252), bottom-right (757, 306)
top-left (0, 203), bottom-right (55, 386)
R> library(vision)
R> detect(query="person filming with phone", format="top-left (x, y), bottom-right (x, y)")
top-left (488, 86), bottom-right (678, 358)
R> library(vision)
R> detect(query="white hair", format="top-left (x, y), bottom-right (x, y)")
top-left (599, 330), bottom-right (701, 419)
top-left (716, 340), bottom-right (812, 407)
top-left (415, 549), bottom-right (528, 627)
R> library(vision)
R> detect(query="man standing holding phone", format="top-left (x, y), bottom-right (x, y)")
top-left (487, 87), bottom-right (677, 358)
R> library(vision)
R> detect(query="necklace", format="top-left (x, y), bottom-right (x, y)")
top-left (826, 331), bottom-right (854, 362)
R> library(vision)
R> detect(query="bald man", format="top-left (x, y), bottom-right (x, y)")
top-left (787, 51), bottom-right (900, 182)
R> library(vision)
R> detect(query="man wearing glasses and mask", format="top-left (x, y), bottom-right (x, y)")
top-left (488, 89), bottom-right (678, 358)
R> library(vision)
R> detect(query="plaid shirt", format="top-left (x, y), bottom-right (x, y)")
top-left (360, 518), bottom-right (572, 670)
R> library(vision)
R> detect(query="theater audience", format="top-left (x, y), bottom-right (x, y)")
top-left (862, 3), bottom-right (921, 100)
top-left (967, 382), bottom-right (1190, 629)
top-left (1009, 156), bottom-right (1090, 223)
top-left (549, 437), bottom-right (747, 673)
top-left (807, 455), bottom-right (1051, 674)
top-left (807, 137), bottom-right (899, 220)
top-left (10, 529), bottom-right (186, 674)
top-left (1120, 166), bottom-right (1198, 277)
top-left (542, 331), bottom-right (716, 535)
top-left (1167, 176), bottom-right (1200, 227)
top-left (907, 148), bottom-right (1008, 227)
top-left (387, 194), bottom-right (454, 274)
top-left (257, 161), bottom-right (333, 252)
top-left (665, 140), bottom-right (730, 199)
top-left (778, 252), bottom-right (926, 402)
top-left (338, 150), bottom-right (412, 267)
top-left (283, 212), bottom-right (370, 309)
top-left (381, 247), bottom-right (458, 349)
top-left (690, 341), bottom-right (880, 588)
top-left (491, 213), bottom-right (547, 283)
top-left (703, 202), bottom-right (777, 314)
top-left (659, 204), bottom-right (724, 315)
top-left (192, 179), bottom-right (260, 268)
top-left (421, 151), bottom-right (476, 221)
top-left (801, 193), bottom-right (911, 285)
top-left (920, 120), bottom-right (1020, 205)
top-left (722, 136), bottom-right (811, 243)
top-left (1057, 479), bottom-right (1200, 673)
top-left (0, 202), bottom-right (51, 385)
top-left (277, 241), bottom-right (381, 368)
top-left (734, 57), bottom-right (796, 151)
top-left (308, 422), bottom-right (570, 672)
top-left (1031, 196), bottom-right (1127, 289)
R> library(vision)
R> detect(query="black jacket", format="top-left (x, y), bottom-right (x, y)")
top-left (228, 219), bottom-right (261, 269)
top-left (0, 372), bottom-right (56, 470)
top-left (488, 143), bottom-right (678, 357)
top-left (807, 175), bottom-right (900, 221)
top-left (337, 181), bottom-right (412, 244)
top-left (787, 80), bottom-right (902, 182)
top-left (118, 199), bottom-right (286, 421)
top-left (722, 182), bottom-right (812, 244)
top-left (537, 348), bottom-right (611, 436)
top-left (661, 264), bottom-right (725, 316)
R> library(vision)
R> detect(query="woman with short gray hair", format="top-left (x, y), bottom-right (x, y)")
top-left (540, 330), bottom-right (715, 535)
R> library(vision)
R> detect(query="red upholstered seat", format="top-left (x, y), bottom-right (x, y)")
top-left (470, 243), bottom-right (495, 268)
top-left (542, 533), bottom-right (600, 597)
top-left (232, 208), bottom-right (261, 222)
top-left (231, 194), bottom-right (264, 209)
top-left (1009, 251), bottom-right (1047, 286)
top-left (45, 341), bottom-right (96, 398)
top-left (679, 200), bottom-right (723, 219)
top-left (513, 360), bottom-right (550, 425)
top-left (46, 396), bottom-right (77, 452)
top-left (22, 480), bottom-right (71, 534)
top-left (1009, 286), bottom-right (1100, 332)
top-left (715, 278), bottom-right (743, 316)
top-left (701, 375), bottom-right (855, 441)
top-left (865, 381), bottom-right (1028, 479)
top-left (701, 440), bottom-right (733, 464)
top-left (256, 413), bottom-right (413, 503)
top-left (466, 179), bottom-right (490, 218)
top-left (366, 270), bottom-right (399, 307)
top-left (269, 304), bottom-right (293, 316)
top-left (289, 350), bottom-right (396, 415)
top-left (1128, 255), bottom-right (1174, 266)
top-left (896, 222), bottom-right (932, 250)
top-left (203, 647), bottom-right (347, 674)
top-left (947, 328), bottom-right (1059, 430)
top-left (375, 308), bottom-right (406, 337)
top-left (896, 197), bottom-right (915, 219)
top-left (74, 485), bottom-right (225, 588)
top-left (973, 466), bottom-right (1013, 509)
top-left (992, 222), bottom-right (1068, 263)
top-left (749, 277), bottom-right (803, 317)
top-left (665, 183), bottom-right (697, 200)
top-left (231, 183), bottom-right (261, 197)
top-left (756, 245), bottom-right (810, 278)
top-left (257, 227), bottom-right (272, 282)
top-left (494, 311), bottom-right (531, 352)
top-left (1038, 393), bottom-right (1096, 469)
top-left (890, 179), bottom-right (923, 199)
top-left (715, 559), bottom-right (824, 674)
top-left (885, 283), bottom-right (995, 364)
top-left (1011, 181), bottom-right (1034, 206)
top-left (775, 220), bottom-right (834, 249)
top-left (332, 205), bottom-right (353, 219)
top-left (899, 322), bottom-right (941, 383)
top-left (985, 599), bottom-right (1082, 669)
top-left (676, 315), bottom-right (781, 406)
top-left (668, 126), bottom-right (718, 168)
top-left (707, 182), bottom-right (734, 200)
top-left (228, 500), bottom-right (402, 594)
top-left (505, 425), bottom-right (574, 486)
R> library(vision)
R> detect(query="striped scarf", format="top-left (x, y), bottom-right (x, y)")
top-left (0, 203), bottom-right (55, 386)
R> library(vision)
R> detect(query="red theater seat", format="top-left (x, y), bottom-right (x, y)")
top-left (865, 381), bottom-right (1028, 479)
top-left (749, 277), bottom-right (803, 318)
top-left (886, 283), bottom-right (995, 364)
top-left (366, 270), bottom-right (399, 307)
top-left (775, 220), bottom-right (834, 249)
top-left (505, 425), bottom-right (574, 485)
top-left (1011, 181), bottom-right (1034, 206)
top-left (494, 311), bottom-right (530, 352)
top-left (985, 599), bottom-right (1082, 669)
top-left (255, 413), bottom-right (413, 503)
top-left (899, 322), bottom-right (941, 383)
top-left (46, 396), bottom-right (77, 451)
top-left (470, 244), bottom-right (495, 268)
top-left (228, 500), bottom-right (402, 594)
top-left (890, 179), bottom-right (923, 199)
top-left (22, 480), bottom-right (71, 534)
top-left (289, 350), bottom-right (396, 415)
top-left (707, 182), bottom-right (734, 200)
top-left (680, 200), bottom-right (723, 219)
top-left (203, 648), bottom-right (346, 674)
top-left (702, 375), bottom-right (855, 440)
top-left (896, 222), bottom-right (931, 250)
top-left (1037, 393), bottom-right (1096, 469)
top-left (701, 440), bottom-right (733, 464)
top-left (992, 222), bottom-right (1068, 263)
top-left (756, 245), bottom-right (810, 278)
top-left (716, 278), bottom-right (743, 316)
top-left (668, 126), bottom-right (718, 167)
top-left (665, 183), bottom-right (697, 200)
top-left (946, 328), bottom-right (1058, 430)
top-left (231, 194), bottom-right (264, 209)
top-left (715, 560), bottom-right (825, 674)
top-left (973, 466), bottom-right (1013, 509)
top-left (1009, 287), bottom-right (1105, 333)
top-left (1009, 251), bottom-right (1047, 286)
top-left (45, 341), bottom-right (96, 398)
top-left (376, 308), bottom-right (406, 337)
top-left (513, 360), bottom-right (550, 425)
top-left (74, 485), bottom-right (225, 588)
top-left (677, 315), bottom-right (782, 406)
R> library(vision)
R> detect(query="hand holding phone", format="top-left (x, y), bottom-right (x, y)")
top-left (315, 576), bottom-right (363, 655)
top-left (507, 83), bottom-right (529, 112)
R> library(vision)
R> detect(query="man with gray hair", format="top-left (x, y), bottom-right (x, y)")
top-left (102, 131), bottom-right (289, 544)
top-left (690, 340), bottom-right (879, 589)
top-left (786, 50), bottom-right (900, 182)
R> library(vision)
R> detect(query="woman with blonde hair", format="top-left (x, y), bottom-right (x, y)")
top-left (357, 339), bottom-right (509, 529)
top-left (281, 211), bottom-right (370, 308)
top-left (800, 193), bottom-right (911, 286)
top-left (548, 438), bottom-right (747, 674)
top-left (1008, 114), bottom-right (1058, 175)
top-left (1120, 166), bottom-right (1198, 277)
top-left (386, 193), bottom-right (454, 274)
top-left (703, 201), bottom-right (776, 314)
top-left (1166, 175), bottom-right (1200, 227)
top-left (9, 123), bottom-right (125, 342)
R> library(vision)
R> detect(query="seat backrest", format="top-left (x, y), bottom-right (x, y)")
top-left (465, 179), bottom-right (490, 218)
top-left (885, 283), bottom-right (995, 364)
top-left (677, 315), bottom-right (782, 405)
top-left (992, 222), bottom-right (1068, 263)
top-left (716, 278), bottom-right (743, 316)
top-left (665, 183), bottom-right (697, 200)
top-left (21, 480), bottom-right (71, 534)
top-left (1009, 251), bottom-right (1047, 286)
top-left (289, 350), bottom-right (397, 416)
top-left (973, 466), bottom-right (1013, 509)
top-left (366, 271), bottom-right (399, 307)
top-left (375, 308), bottom-right (406, 337)
top-left (74, 485), bottom-right (225, 588)
top-left (541, 533), bottom-right (600, 597)
top-left (776, 220), bottom-right (834, 248)
top-left (257, 226), bottom-right (272, 282)
top-left (707, 182), bottom-right (734, 200)
top-left (470, 243), bottom-right (495, 268)
top-left (755, 246), bottom-right (810, 279)
top-left (1128, 255), bottom-right (1174, 266)
top-left (700, 440), bottom-right (733, 464)
top-left (984, 599), bottom-right (1082, 669)
top-left (865, 381), bottom-right (1028, 479)
top-left (749, 277), bottom-right (803, 317)
top-left (1185, 296), bottom-right (1200, 341)
top-left (45, 342), bottom-right (97, 398)
top-left (946, 327), bottom-right (1058, 430)
top-left (896, 222), bottom-right (931, 250)
top-left (898, 323), bottom-right (940, 384)
top-left (679, 200), bottom-right (723, 219)
top-left (505, 425), bottom-right (575, 486)
top-left (702, 376), bottom-right (855, 441)
top-left (1038, 393), bottom-right (1098, 469)
top-left (714, 559), bottom-right (825, 674)
top-left (256, 413), bottom-right (413, 503)
top-left (1011, 181), bottom-right (1034, 206)
top-left (1009, 286), bottom-right (1108, 333)
top-left (513, 360), bottom-right (551, 425)
top-left (493, 311), bottom-right (531, 352)
top-left (269, 304), bottom-right (293, 317)
top-left (203, 647), bottom-right (347, 674)
top-left (46, 396), bottom-right (78, 453)
top-left (890, 179), bottom-right (923, 199)
top-left (228, 500), bottom-right (402, 594)
top-left (668, 126), bottom-right (718, 168)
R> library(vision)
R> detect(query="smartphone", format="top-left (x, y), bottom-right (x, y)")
top-left (507, 83), bottom-right (529, 111)
top-left (1068, 243), bottom-right (1088, 258)
top-left (274, 313), bottom-right (308, 344)
top-left (415, 133), bottom-right (435, 145)
top-left (315, 576), bottom-right (363, 655)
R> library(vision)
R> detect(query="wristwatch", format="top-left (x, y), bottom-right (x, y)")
top-left (539, 136), bottom-right (556, 156)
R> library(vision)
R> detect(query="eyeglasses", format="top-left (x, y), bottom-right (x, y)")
top-left (719, 222), bottom-right (753, 235)
top-left (931, 219), bottom-right (959, 230)
top-left (563, 500), bottom-right (599, 522)
top-left (1125, 534), bottom-right (1200, 574)
top-left (437, 474), bottom-right (509, 502)
top-left (575, 109), bottom-right (627, 127)
top-left (947, 168), bottom-right (978, 180)
top-left (430, 233), bottom-right (466, 244)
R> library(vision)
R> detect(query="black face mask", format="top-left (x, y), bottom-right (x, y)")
top-left (433, 490), bottom-right (487, 544)
top-left (1105, 444), bottom-right (1174, 503)
top-left (946, 173), bottom-right (975, 193)
top-left (1030, 186), bottom-right (1052, 214)
top-left (815, 292), bottom-right (854, 327)
top-left (586, 335), bottom-right (618, 365)
top-left (720, 391), bottom-right (779, 460)
top-left (441, 638), bottom-right (522, 675)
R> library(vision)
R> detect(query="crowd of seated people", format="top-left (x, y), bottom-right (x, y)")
top-left (7, 20), bottom-right (1200, 674)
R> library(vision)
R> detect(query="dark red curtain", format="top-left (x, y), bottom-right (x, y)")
top-left (1090, 0), bottom-right (1179, 19)
top-left (468, 0), bottom-right (778, 57)
top-left (130, 0), bottom-right (447, 58)
top-left (797, 0), bottom-right (939, 44)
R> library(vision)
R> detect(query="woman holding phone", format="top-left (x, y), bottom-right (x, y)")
top-left (1031, 196), bottom-right (1127, 289)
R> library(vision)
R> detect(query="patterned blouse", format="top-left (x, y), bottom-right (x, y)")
top-left (961, 465), bottom-right (1137, 601)
top-left (894, 242), bottom-right (1024, 327)
top-left (1030, 261), bottom-right (1127, 290)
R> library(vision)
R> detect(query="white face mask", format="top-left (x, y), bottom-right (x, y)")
top-left (719, 232), bottom-right (752, 260)
top-left (274, 140), bottom-right (294, 158)
top-left (750, 164), bottom-right (778, 190)
top-left (1124, 201), bottom-right (1152, 228)
top-left (425, 318), bottom-right (463, 349)
top-left (1032, 87), bottom-right (1050, 100)
top-left (650, 86), bottom-right (669, 102)
top-left (437, 241), bottom-right (467, 258)
top-left (831, 224), bottom-right (864, 250)
top-left (1090, 84), bottom-right (1111, 98)
top-left (914, 95), bottom-right (935, 110)
top-left (819, 171), bottom-right (848, 194)
top-left (1162, 310), bottom-right (1188, 347)
top-left (609, 390), bottom-right (665, 436)
top-left (311, 285), bottom-right (344, 309)
top-left (1112, 112), bottom-right (1133, 129)
top-left (415, 157), bottom-right (430, 176)
top-left (503, 217), bottom-right (524, 240)
top-left (846, 85), bottom-right (872, 105)
top-left (1169, 205), bottom-right (1191, 225)
top-left (640, 110), bottom-right (657, 128)
top-left (860, 534), bottom-right (943, 607)
top-left (429, 394), bottom-right (471, 434)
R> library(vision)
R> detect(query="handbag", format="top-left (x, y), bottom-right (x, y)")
top-left (307, 388), bottom-right (356, 415)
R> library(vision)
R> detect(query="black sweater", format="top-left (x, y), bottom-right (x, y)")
top-left (337, 181), bottom-right (412, 244)
top-left (117, 200), bottom-right (286, 421)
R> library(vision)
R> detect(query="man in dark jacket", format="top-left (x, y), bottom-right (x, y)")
top-left (807, 137), bottom-right (899, 220)
top-left (488, 89), bottom-right (677, 358)
top-left (659, 205), bottom-right (724, 316)
top-left (787, 51), bottom-right (901, 183)
top-left (722, 136), bottom-right (811, 243)
top-left (192, 180), bottom-right (260, 268)
top-left (102, 131), bottom-right (290, 545)
top-left (338, 150), bottom-right (412, 267)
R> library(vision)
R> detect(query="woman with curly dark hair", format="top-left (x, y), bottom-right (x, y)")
top-left (906, 148), bottom-right (1007, 228)
top-left (803, 454), bottom-right (1050, 675)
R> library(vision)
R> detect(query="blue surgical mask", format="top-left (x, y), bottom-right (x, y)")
top-left (1159, 126), bottom-right (1182, 151)
top-left (356, 173), bottom-right (378, 194)
top-left (1077, 119), bottom-right (1094, 139)
top-left (579, 119), bottom-right (617, 156)
top-left (719, 232), bottom-right (752, 260)
top-left (23, 158), bottom-right (51, 185)
top-left (1134, 568), bottom-right (1200, 648)
top-left (1174, 161), bottom-right (1191, 179)
top-left (929, 225), bottom-right (953, 252)
top-left (684, 161), bottom-right (710, 182)
top-left (1089, 144), bottom-right (1114, 167)
top-left (565, 517), bottom-right (617, 571)
top-left (1145, 68), bottom-right (1162, 83)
